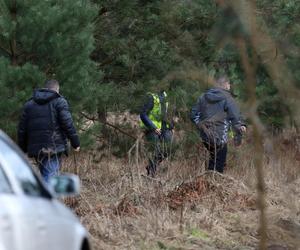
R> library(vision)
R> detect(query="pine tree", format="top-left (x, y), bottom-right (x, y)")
top-left (0, 0), bottom-right (99, 138)
top-left (91, 0), bottom-right (299, 137)
top-left (92, 0), bottom-right (216, 117)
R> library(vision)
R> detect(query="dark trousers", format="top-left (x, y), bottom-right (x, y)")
top-left (145, 130), bottom-right (172, 177)
top-left (203, 141), bottom-right (227, 173)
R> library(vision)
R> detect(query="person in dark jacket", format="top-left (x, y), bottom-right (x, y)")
top-left (191, 76), bottom-right (246, 173)
top-left (140, 90), bottom-right (174, 177)
top-left (18, 79), bottom-right (80, 182)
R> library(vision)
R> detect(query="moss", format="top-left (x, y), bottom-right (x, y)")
top-left (189, 228), bottom-right (210, 241)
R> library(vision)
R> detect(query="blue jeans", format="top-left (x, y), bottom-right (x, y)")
top-left (37, 154), bottom-right (61, 183)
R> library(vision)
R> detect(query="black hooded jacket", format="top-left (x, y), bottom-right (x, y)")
top-left (18, 89), bottom-right (80, 157)
top-left (191, 88), bottom-right (244, 145)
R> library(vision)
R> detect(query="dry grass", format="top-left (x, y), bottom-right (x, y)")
top-left (61, 131), bottom-right (300, 250)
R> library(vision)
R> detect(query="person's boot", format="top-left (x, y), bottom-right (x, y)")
top-left (146, 165), bottom-right (151, 176)
top-left (146, 160), bottom-right (156, 178)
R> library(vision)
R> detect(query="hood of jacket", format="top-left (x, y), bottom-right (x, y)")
top-left (204, 88), bottom-right (230, 104)
top-left (33, 88), bottom-right (60, 105)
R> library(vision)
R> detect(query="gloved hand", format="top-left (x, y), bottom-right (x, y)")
top-left (240, 125), bottom-right (247, 133)
top-left (231, 125), bottom-right (246, 146)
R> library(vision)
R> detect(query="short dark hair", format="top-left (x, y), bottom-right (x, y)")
top-left (45, 79), bottom-right (59, 90)
top-left (215, 75), bottom-right (230, 87)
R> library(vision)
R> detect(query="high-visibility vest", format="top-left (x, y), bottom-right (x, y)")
top-left (140, 92), bottom-right (168, 129)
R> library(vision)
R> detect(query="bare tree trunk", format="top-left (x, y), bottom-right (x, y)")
top-left (236, 37), bottom-right (268, 250)
top-left (10, 0), bottom-right (17, 66)
top-left (97, 106), bottom-right (109, 137)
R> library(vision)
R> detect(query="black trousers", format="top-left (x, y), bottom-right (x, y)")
top-left (203, 141), bottom-right (227, 173)
top-left (145, 130), bottom-right (173, 177)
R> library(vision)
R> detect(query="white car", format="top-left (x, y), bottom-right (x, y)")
top-left (0, 130), bottom-right (91, 250)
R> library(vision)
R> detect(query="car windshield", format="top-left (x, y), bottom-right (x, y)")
top-left (0, 165), bottom-right (12, 194)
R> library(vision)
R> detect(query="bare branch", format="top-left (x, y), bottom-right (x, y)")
top-left (80, 111), bottom-right (137, 140)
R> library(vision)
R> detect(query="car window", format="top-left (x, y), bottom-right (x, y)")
top-left (0, 165), bottom-right (12, 194)
top-left (0, 140), bottom-right (50, 198)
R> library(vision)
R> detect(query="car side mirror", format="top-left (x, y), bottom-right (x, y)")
top-left (49, 174), bottom-right (80, 197)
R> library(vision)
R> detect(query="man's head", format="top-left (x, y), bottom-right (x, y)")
top-left (45, 79), bottom-right (59, 93)
top-left (215, 75), bottom-right (230, 90)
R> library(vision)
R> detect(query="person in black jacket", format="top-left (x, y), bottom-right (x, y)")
top-left (18, 79), bottom-right (80, 182)
top-left (191, 75), bottom-right (246, 173)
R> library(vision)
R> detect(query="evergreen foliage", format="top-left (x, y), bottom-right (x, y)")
top-left (0, 0), bottom-right (299, 143)
top-left (92, 0), bottom-right (299, 132)
top-left (93, 0), bottom-right (216, 118)
top-left (0, 0), bottom-right (99, 138)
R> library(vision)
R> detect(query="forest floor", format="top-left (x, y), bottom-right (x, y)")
top-left (62, 131), bottom-right (300, 250)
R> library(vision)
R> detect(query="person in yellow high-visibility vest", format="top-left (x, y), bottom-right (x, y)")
top-left (140, 90), bottom-right (174, 177)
